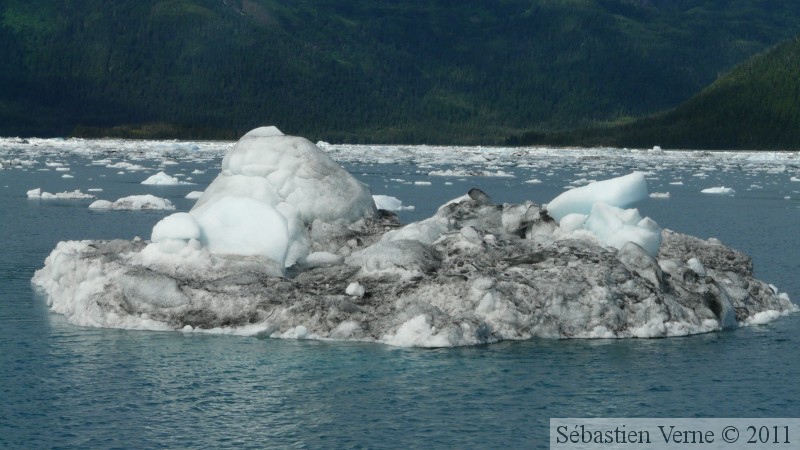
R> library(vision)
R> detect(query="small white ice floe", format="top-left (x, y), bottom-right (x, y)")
top-left (700, 186), bottom-right (735, 195)
top-left (649, 192), bottom-right (670, 199)
top-left (141, 171), bottom-right (192, 185)
top-left (428, 169), bottom-right (515, 178)
top-left (27, 188), bottom-right (95, 199)
top-left (185, 191), bottom-right (204, 200)
top-left (107, 162), bottom-right (147, 171)
top-left (373, 195), bottom-right (414, 212)
top-left (89, 194), bottom-right (175, 211)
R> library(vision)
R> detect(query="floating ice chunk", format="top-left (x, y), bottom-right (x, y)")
top-left (669, 181), bottom-right (683, 185)
top-left (790, 176), bottom-right (800, 182)
top-left (524, 179), bottom-right (542, 184)
top-left (29, 134), bottom-right (800, 346)
top-left (28, 188), bottom-right (95, 199)
top-left (428, 169), bottom-right (515, 178)
top-left (414, 181), bottom-right (432, 186)
top-left (428, 169), bottom-right (461, 177)
top-left (701, 186), bottom-right (735, 195)
top-left (570, 178), bottom-right (595, 186)
top-left (31, 184), bottom-right (799, 345)
top-left (107, 162), bottom-right (146, 171)
top-left (89, 194), bottom-right (175, 210)
top-left (185, 191), bottom-right (203, 200)
top-left (372, 194), bottom-right (414, 211)
top-left (545, 172), bottom-right (648, 222)
top-left (373, 194), bottom-right (402, 211)
top-left (88, 200), bottom-right (113, 209)
top-left (141, 171), bottom-right (191, 185)
top-left (49, 190), bottom-right (93, 199)
top-left (649, 192), bottom-right (670, 199)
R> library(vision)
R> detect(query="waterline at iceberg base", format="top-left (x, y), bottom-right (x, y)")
top-left (32, 128), bottom-right (796, 347)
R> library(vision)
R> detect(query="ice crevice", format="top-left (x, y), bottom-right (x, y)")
top-left (32, 127), bottom-right (797, 347)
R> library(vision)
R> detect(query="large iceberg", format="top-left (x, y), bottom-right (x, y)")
top-left (32, 128), bottom-right (796, 347)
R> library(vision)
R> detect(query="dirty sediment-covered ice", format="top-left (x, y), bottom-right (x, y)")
top-left (32, 127), bottom-right (797, 347)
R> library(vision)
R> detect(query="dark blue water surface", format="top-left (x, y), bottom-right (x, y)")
top-left (2, 143), bottom-right (800, 448)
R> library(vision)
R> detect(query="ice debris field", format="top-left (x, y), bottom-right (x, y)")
top-left (2, 130), bottom-right (799, 347)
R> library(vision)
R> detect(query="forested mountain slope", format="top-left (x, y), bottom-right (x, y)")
top-left (1, 0), bottom-right (799, 143)
top-left (512, 37), bottom-right (800, 150)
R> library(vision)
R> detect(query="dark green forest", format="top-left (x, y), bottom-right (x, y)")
top-left (512, 37), bottom-right (800, 150)
top-left (1, 0), bottom-right (799, 145)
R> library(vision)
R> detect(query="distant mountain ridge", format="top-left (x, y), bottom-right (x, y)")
top-left (1, 0), bottom-right (799, 144)
top-left (512, 37), bottom-right (800, 150)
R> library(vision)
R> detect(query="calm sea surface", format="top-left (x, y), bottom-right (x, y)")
top-left (2, 141), bottom-right (799, 448)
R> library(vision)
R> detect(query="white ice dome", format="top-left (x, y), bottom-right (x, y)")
top-left (150, 126), bottom-right (377, 268)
